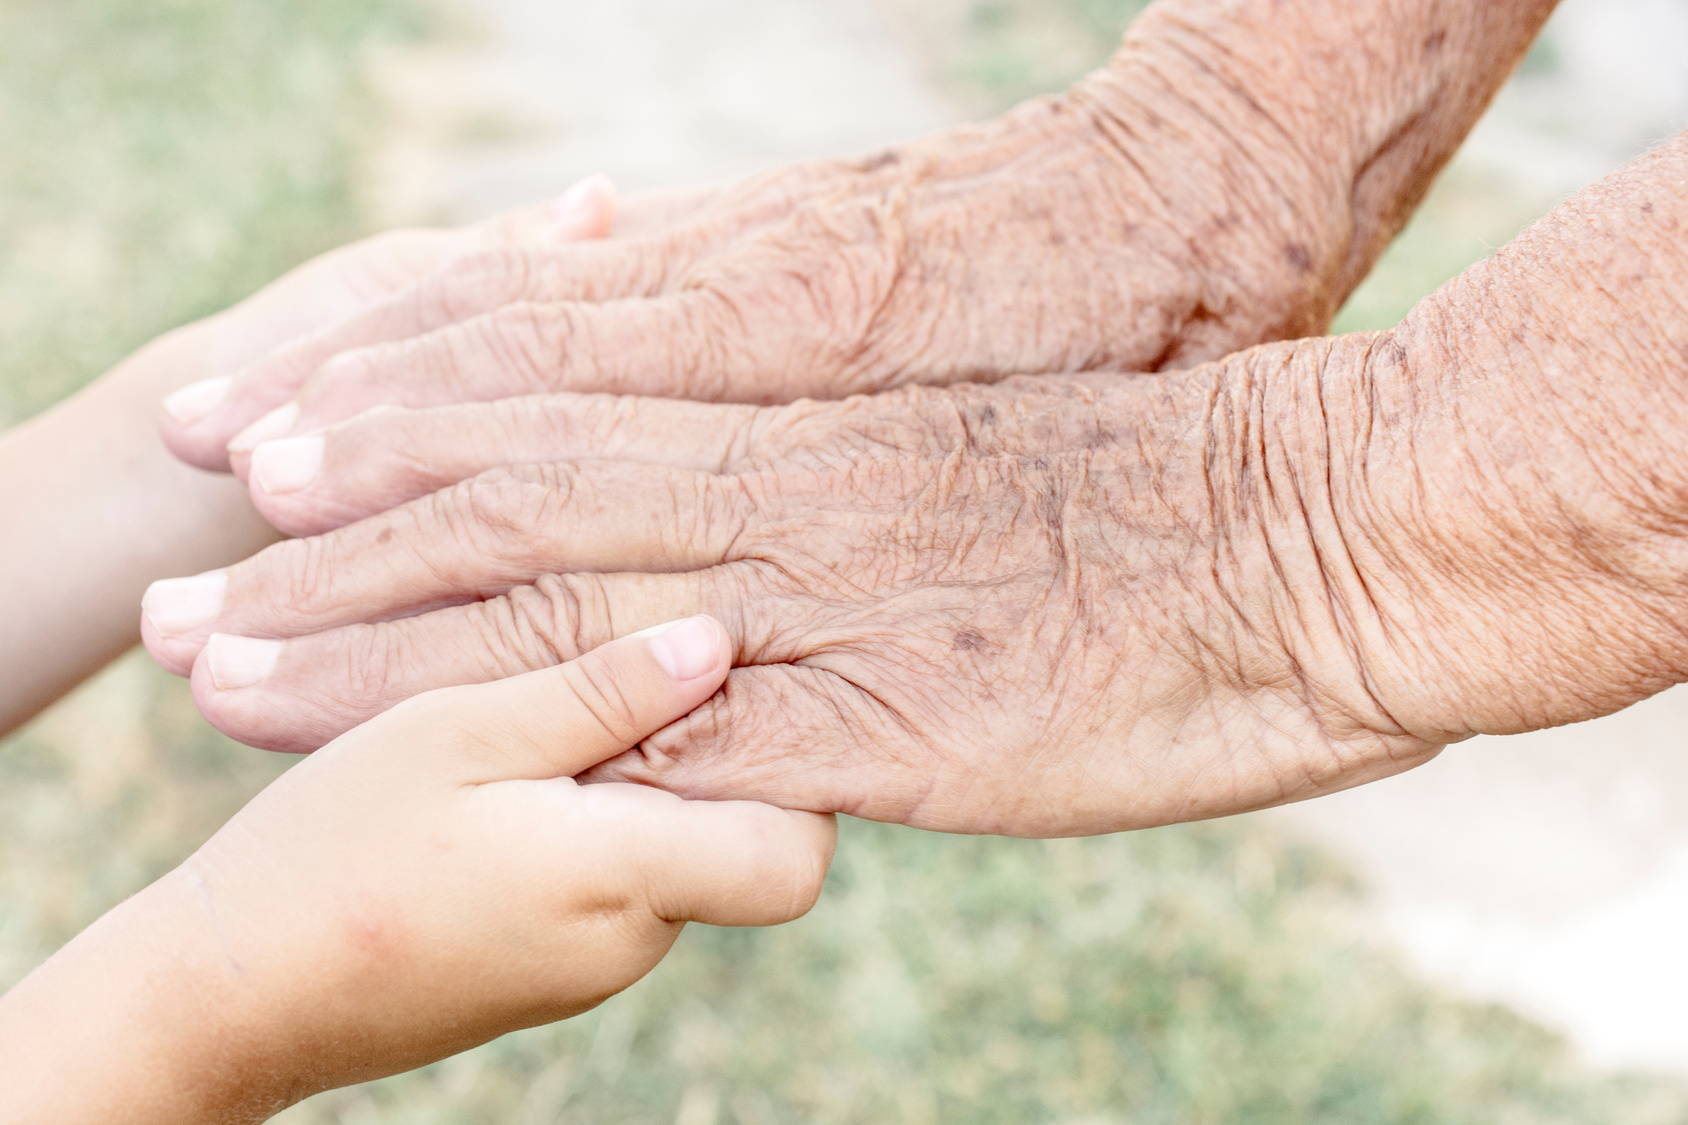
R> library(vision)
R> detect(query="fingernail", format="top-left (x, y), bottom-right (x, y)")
top-left (645, 616), bottom-right (723, 682)
top-left (142, 572), bottom-right (228, 637)
top-left (163, 376), bottom-right (232, 426)
top-left (546, 173), bottom-right (614, 236)
top-left (206, 635), bottom-right (282, 691)
top-left (549, 174), bottom-right (609, 220)
top-left (228, 403), bottom-right (300, 454)
top-left (251, 436), bottom-right (324, 495)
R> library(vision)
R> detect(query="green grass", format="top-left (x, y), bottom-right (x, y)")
top-left (5, 3), bottom-right (1688, 1123)
top-left (282, 819), bottom-right (1688, 1125)
top-left (0, 0), bottom-right (430, 984)
top-left (885, 0), bottom-right (1153, 113)
top-left (0, 0), bottom-right (430, 425)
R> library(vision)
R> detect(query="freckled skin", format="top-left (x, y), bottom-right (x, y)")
top-left (144, 137), bottom-right (1688, 838)
top-left (165, 0), bottom-right (1559, 476)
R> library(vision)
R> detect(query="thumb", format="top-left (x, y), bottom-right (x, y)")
top-left (409, 615), bottom-right (730, 782)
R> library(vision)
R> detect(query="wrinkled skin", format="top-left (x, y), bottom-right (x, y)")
top-left (146, 321), bottom-right (1688, 840)
top-left (148, 136), bottom-right (1688, 842)
top-left (162, 44), bottom-right (1363, 474)
top-left (146, 130), bottom-right (1688, 833)
top-left (147, 339), bottom-right (1463, 837)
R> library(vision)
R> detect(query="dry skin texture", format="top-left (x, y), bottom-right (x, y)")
top-left (15, 0), bottom-right (1688, 1120)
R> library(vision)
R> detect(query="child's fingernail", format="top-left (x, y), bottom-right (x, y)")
top-left (163, 376), bottom-right (232, 426)
top-left (251, 436), bottom-right (324, 494)
top-left (645, 616), bottom-right (723, 682)
top-left (549, 174), bottom-right (609, 219)
top-left (206, 635), bottom-right (283, 690)
top-left (142, 572), bottom-right (228, 637)
top-left (228, 403), bottom-right (300, 454)
top-left (547, 174), bottom-right (614, 236)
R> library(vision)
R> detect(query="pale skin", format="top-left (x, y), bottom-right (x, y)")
top-left (144, 133), bottom-right (1688, 835)
top-left (0, 182), bottom-right (835, 1120)
top-left (0, 177), bottom-right (617, 738)
top-left (0, 619), bottom-right (834, 1124)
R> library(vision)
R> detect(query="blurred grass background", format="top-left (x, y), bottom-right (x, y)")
top-left (3, 0), bottom-right (1685, 1122)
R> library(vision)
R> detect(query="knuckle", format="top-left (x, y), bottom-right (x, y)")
top-left (428, 466), bottom-right (562, 562)
top-left (312, 345), bottom-right (386, 394)
top-left (336, 621), bottom-right (420, 710)
top-left (666, 290), bottom-right (741, 401)
top-left (273, 533), bottom-right (344, 618)
top-left (459, 302), bottom-right (564, 391)
top-left (527, 573), bottom-right (606, 657)
top-left (463, 591), bottom-right (572, 677)
top-left (691, 472), bottom-right (754, 553)
top-left (426, 248), bottom-right (530, 320)
top-left (460, 575), bottom-right (609, 676)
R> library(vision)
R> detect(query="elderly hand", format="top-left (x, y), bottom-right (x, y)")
top-left (176, 174), bottom-right (618, 412)
top-left (138, 349), bottom-right (1453, 837)
top-left (159, 0), bottom-right (1556, 475)
top-left (142, 133), bottom-right (1688, 837)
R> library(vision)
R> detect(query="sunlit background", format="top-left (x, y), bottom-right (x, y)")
top-left (7, 0), bottom-right (1688, 1120)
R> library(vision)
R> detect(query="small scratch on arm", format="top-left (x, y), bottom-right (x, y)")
top-left (189, 869), bottom-right (247, 977)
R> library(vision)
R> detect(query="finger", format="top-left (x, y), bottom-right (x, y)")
top-left (580, 664), bottom-right (924, 824)
top-left (202, 228), bottom-right (482, 379)
top-left (182, 569), bottom-right (755, 752)
top-left (245, 395), bottom-right (768, 536)
top-left (474, 173), bottom-right (619, 246)
top-left (216, 186), bottom-right (925, 460)
top-left (160, 176), bottom-right (621, 473)
top-left (220, 288), bottom-right (830, 456)
top-left (210, 221), bottom-right (777, 476)
top-left (141, 462), bottom-right (759, 674)
top-left (376, 613), bottom-right (731, 781)
top-left (223, 191), bottom-right (926, 449)
top-left (631, 800), bottom-right (835, 927)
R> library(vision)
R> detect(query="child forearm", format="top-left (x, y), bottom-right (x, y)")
top-left (0, 620), bottom-right (831, 1124)
top-left (0, 318), bottom-right (281, 736)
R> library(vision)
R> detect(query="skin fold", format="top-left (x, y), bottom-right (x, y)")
top-left (158, 0), bottom-right (1559, 474)
top-left (143, 136), bottom-right (1688, 837)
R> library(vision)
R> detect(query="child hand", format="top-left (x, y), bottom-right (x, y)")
top-left (0, 615), bottom-right (834, 1124)
top-left (160, 173), bottom-right (619, 471)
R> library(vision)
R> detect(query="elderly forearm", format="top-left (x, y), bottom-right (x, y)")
top-left (1264, 130), bottom-right (1688, 746)
top-left (0, 322), bottom-right (280, 737)
top-left (1080, 0), bottom-right (1559, 350)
